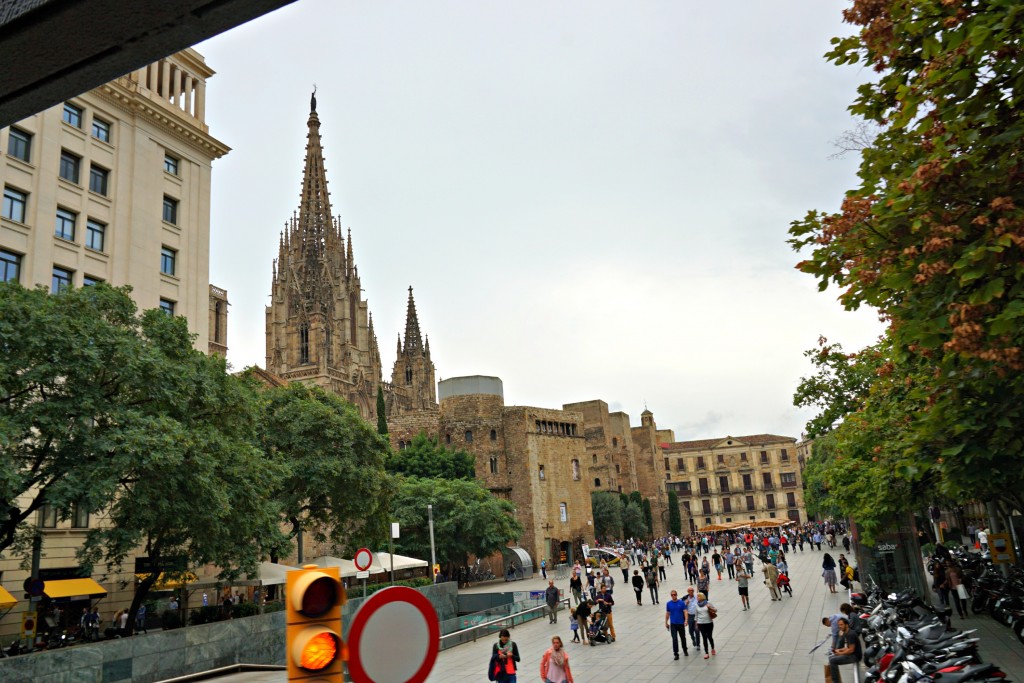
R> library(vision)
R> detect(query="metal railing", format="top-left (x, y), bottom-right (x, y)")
top-left (438, 598), bottom-right (570, 651)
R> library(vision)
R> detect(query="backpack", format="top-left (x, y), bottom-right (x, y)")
top-left (487, 653), bottom-right (502, 681)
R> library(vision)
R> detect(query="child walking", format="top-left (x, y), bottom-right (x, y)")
top-left (569, 607), bottom-right (581, 642)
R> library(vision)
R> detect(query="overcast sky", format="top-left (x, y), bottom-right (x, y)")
top-left (198, 0), bottom-right (882, 442)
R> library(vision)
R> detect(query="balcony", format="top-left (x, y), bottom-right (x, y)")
top-left (782, 481), bottom-right (797, 489)
top-left (761, 483), bottom-right (775, 491)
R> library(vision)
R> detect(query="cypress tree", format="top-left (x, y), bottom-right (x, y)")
top-left (376, 386), bottom-right (388, 435)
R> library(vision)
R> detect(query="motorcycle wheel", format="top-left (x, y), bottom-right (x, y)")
top-left (971, 596), bottom-right (988, 614)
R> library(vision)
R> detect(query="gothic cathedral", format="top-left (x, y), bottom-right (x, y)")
top-left (265, 95), bottom-right (437, 421)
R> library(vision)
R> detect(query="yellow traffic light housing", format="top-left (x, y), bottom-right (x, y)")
top-left (286, 565), bottom-right (346, 682)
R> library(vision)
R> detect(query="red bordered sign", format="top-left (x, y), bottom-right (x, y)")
top-left (354, 547), bottom-right (374, 572)
top-left (347, 586), bottom-right (439, 683)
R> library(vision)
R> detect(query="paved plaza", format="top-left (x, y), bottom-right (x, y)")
top-left (207, 546), bottom-right (1024, 683)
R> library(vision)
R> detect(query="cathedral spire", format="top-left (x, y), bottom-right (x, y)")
top-left (403, 286), bottom-right (424, 355)
top-left (296, 94), bottom-right (336, 271)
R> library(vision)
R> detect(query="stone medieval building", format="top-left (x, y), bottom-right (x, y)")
top-left (264, 95), bottom-right (436, 419)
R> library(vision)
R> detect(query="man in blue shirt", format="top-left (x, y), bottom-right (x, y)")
top-left (664, 589), bottom-right (689, 659)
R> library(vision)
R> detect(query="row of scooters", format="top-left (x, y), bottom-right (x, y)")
top-left (940, 545), bottom-right (1024, 645)
top-left (851, 579), bottom-right (1010, 682)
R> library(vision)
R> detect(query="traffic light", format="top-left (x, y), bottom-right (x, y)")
top-left (286, 565), bottom-right (345, 682)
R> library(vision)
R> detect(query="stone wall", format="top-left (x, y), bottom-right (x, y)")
top-left (0, 583), bottom-right (457, 683)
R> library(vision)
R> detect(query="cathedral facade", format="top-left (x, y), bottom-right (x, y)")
top-left (264, 96), bottom-right (436, 420)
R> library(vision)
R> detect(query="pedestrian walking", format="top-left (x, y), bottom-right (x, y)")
top-left (647, 566), bottom-right (660, 605)
top-left (574, 600), bottom-right (592, 644)
top-left (491, 629), bottom-right (521, 683)
top-left (946, 561), bottom-right (968, 619)
top-left (697, 568), bottom-right (711, 599)
top-left (683, 586), bottom-right (700, 649)
top-left (736, 566), bottom-right (751, 610)
top-left (712, 549), bottom-right (723, 580)
top-left (541, 558), bottom-right (548, 579)
top-left (763, 562), bottom-right (782, 601)
top-left (664, 589), bottom-right (690, 659)
top-left (724, 548), bottom-right (735, 579)
top-left (694, 592), bottom-right (717, 659)
top-left (743, 548), bottom-right (755, 577)
top-left (822, 553), bottom-right (838, 594)
top-left (620, 554), bottom-right (630, 584)
top-left (657, 553), bottom-right (667, 581)
top-left (545, 580), bottom-right (561, 623)
top-left (569, 608), bottom-right (580, 642)
top-left (597, 585), bottom-right (616, 641)
top-left (631, 569), bottom-right (644, 606)
top-left (540, 636), bottom-right (574, 683)
top-left (569, 573), bottom-right (582, 606)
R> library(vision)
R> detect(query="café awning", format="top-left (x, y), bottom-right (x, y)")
top-left (0, 585), bottom-right (16, 609)
top-left (43, 578), bottom-right (107, 599)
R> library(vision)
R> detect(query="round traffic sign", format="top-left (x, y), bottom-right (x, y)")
top-left (346, 586), bottom-right (439, 683)
top-left (353, 547), bottom-right (374, 572)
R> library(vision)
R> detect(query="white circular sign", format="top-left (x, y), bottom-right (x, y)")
top-left (347, 586), bottom-right (439, 683)
top-left (354, 547), bottom-right (373, 572)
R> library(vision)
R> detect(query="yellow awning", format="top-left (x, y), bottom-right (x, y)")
top-left (43, 578), bottom-right (107, 599)
top-left (0, 585), bottom-right (16, 609)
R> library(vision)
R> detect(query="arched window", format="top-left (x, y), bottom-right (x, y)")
top-left (445, 433), bottom-right (451, 445)
top-left (398, 440), bottom-right (405, 450)
top-left (559, 502), bottom-right (568, 522)
top-left (539, 465), bottom-right (545, 480)
top-left (594, 477), bottom-right (601, 487)
top-left (490, 429), bottom-right (497, 441)
top-left (571, 460), bottom-right (580, 480)
top-left (299, 323), bottom-right (310, 364)
top-left (612, 437), bottom-right (618, 447)
top-left (490, 456), bottom-right (498, 474)
top-left (592, 454), bottom-right (597, 464)
top-left (405, 367), bottom-right (412, 384)
top-left (465, 430), bottom-right (473, 443)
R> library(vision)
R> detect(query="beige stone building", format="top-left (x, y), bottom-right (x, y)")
top-left (661, 434), bottom-right (807, 532)
top-left (0, 50), bottom-right (229, 639)
top-left (264, 97), bottom-right (436, 421)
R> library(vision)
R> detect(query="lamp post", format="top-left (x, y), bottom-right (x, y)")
top-left (428, 504), bottom-right (437, 583)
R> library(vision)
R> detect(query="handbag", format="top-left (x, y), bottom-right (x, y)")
top-left (956, 584), bottom-right (968, 600)
top-left (708, 605), bottom-right (717, 619)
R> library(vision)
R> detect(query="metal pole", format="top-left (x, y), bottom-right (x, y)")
top-left (297, 527), bottom-right (304, 564)
top-left (390, 533), bottom-right (395, 586)
top-left (428, 504), bottom-right (437, 583)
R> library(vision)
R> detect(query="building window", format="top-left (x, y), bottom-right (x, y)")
top-left (676, 459), bottom-right (686, 471)
top-left (163, 196), bottom-right (178, 224)
top-left (762, 472), bottom-right (773, 489)
top-left (83, 275), bottom-right (103, 286)
top-left (746, 495), bottom-right (755, 511)
top-left (719, 475), bottom-right (730, 493)
top-left (465, 430), bottom-right (473, 443)
top-left (666, 473), bottom-right (671, 481)
top-left (7, 127), bottom-right (31, 162)
top-left (164, 154), bottom-right (179, 175)
top-left (701, 499), bottom-right (712, 515)
top-left (740, 452), bottom-right (748, 462)
top-left (760, 450), bottom-right (769, 465)
top-left (298, 323), bottom-right (309, 363)
top-left (0, 249), bottom-right (20, 282)
top-left (89, 165), bottom-right (109, 195)
top-left (161, 246), bottom-right (176, 275)
top-left (52, 266), bottom-right (73, 293)
top-left (559, 502), bottom-right (568, 522)
top-left (615, 464), bottom-right (621, 474)
top-left (489, 456), bottom-right (498, 474)
top-left (766, 494), bottom-right (776, 510)
top-left (490, 429), bottom-right (497, 441)
top-left (59, 150), bottom-right (81, 183)
top-left (572, 459), bottom-right (580, 481)
top-left (38, 504), bottom-right (58, 528)
top-left (55, 208), bottom-right (76, 241)
top-left (445, 433), bottom-right (451, 445)
top-left (63, 102), bottom-right (83, 127)
top-left (91, 118), bottom-right (111, 142)
top-left (71, 503), bottom-right (89, 528)
top-left (781, 472), bottom-right (798, 487)
top-left (722, 497), bottom-right (732, 513)
top-left (398, 440), bottom-right (405, 450)
top-left (592, 454), bottom-right (597, 464)
top-left (612, 437), bottom-right (618, 447)
top-left (743, 473), bottom-right (753, 491)
top-left (2, 187), bottom-right (27, 222)
top-left (159, 299), bottom-right (175, 315)
top-left (780, 448), bottom-right (789, 462)
top-left (594, 477), bottom-right (601, 487)
top-left (86, 219), bottom-right (106, 252)
top-left (787, 492), bottom-right (797, 508)
top-left (698, 477), bottom-right (710, 495)
top-left (539, 465), bottom-right (545, 480)
top-left (717, 453), bottom-right (724, 464)
top-left (405, 367), bottom-right (412, 383)
top-left (696, 456), bottom-right (705, 470)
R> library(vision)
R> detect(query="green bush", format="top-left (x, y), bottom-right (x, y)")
top-left (232, 601), bottom-right (260, 619)
top-left (357, 577), bottom-right (433, 597)
top-left (921, 543), bottom-right (936, 558)
top-left (189, 606), bottom-right (222, 625)
top-left (161, 610), bottom-right (182, 630)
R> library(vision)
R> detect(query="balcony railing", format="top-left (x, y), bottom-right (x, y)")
top-left (781, 481), bottom-right (797, 488)
top-left (761, 483), bottom-right (775, 491)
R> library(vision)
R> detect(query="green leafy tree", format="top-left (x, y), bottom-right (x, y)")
top-left (667, 491), bottom-right (682, 536)
top-left (622, 501), bottom-right (646, 539)
top-left (591, 491), bottom-right (623, 540)
top-left (642, 498), bottom-right (653, 535)
top-left (254, 380), bottom-right (395, 554)
top-left (390, 477), bottom-right (522, 567)
top-left (376, 386), bottom-right (388, 435)
top-left (789, 1), bottom-right (1024, 525)
top-left (385, 432), bottom-right (475, 480)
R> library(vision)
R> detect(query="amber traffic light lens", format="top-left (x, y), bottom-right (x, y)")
top-left (300, 630), bottom-right (339, 670)
top-left (300, 576), bottom-right (339, 617)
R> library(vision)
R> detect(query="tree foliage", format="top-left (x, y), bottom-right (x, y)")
top-left (376, 386), bottom-right (388, 435)
top-left (254, 380), bottom-right (395, 553)
top-left (667, 491), bottom-right (682, 536)
top-left (789, 0), bottom-right (1024, 530)
top-left (390, 476), bottom-right (522, 566)
top-left (622, 501), bottom-right (646, 539)
top-left (385, 432), bottom-right (475, 480)
top-left (591, 491), bottom-right (623, 540)
top-left (642, 498), bottom-right (653, 535)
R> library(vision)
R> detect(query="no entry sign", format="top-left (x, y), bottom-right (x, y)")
top-left (346, 586), bottom-right (439, 683)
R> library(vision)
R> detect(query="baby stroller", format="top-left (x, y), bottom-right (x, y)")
top-left (588, 612), bottom-right (612, 645)
top-left (777, 573), bottom-right (793, 597)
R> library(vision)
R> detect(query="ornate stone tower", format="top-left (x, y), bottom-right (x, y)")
top-left (264, 93), bottom-right (383, 419)
top-left (389, 287), bottom-right (437, 411)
